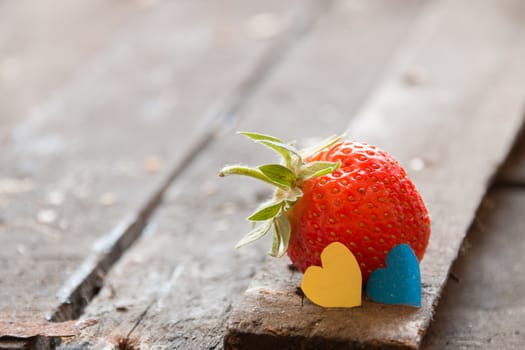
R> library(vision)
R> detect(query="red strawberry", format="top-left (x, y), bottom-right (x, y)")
top-left (219, 132), bottom-right (430, 282)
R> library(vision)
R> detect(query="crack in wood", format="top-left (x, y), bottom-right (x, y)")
top-left (123, 301), bottom-right (155, 348)
top-left (46, 0), bottom-right (333, 333)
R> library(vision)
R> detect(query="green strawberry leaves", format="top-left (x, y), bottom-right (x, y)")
top-left (243, 200), bottom-right (292, 257)
top-left (273, 212), bottom-right (291, 257)
top-left (219, 165), bottom-right (289, 190)
top-left (248, 201), bottom-right (284, 221)
top-left (300, 134), bottom-right (343, 158)
top-left (238, 131), bottom-right (283, 143)
top-left (270, 229), bottom-right (281, 257)
top-left (235, 221), bottom-right (272, 249)
top-left (300, 161), bottom-right (341, 181)
top-left (259, 164), bottom-right (296, 188)
top-left (244, 199), bottom-right (286, 256)
top-left (257, 140), bottom-right (301, 168)
top-left (220, 131), bottom-right (343, 257)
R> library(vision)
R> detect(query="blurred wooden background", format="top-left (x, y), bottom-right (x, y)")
top-left (0, 0), bottom-right (524, 349)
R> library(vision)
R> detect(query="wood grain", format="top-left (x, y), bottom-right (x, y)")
top-left (225, 0), bottom-right (525, 348)
top-left (0, 0), bottom-right (142, 144)
top-left (0, 0), bottom-right (295, 332)
top-left (63, 0), bottom-right (425, 348)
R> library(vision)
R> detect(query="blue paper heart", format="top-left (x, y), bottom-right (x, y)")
top-left (366, 244), bottom-right (421, 307)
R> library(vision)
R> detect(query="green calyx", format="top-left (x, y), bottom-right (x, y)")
top-left (219, 131), bottom-right (342, 257)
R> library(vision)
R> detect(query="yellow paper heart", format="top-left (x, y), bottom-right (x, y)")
top-left (301, 242), bottom-right (362, 308)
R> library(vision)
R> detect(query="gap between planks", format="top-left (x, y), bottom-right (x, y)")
top-left (47, 0), bottom-right (334, 324)
top-left (0, 0), bottom-right (325, 347)
top-left (1, 1), bottom-right (311, 348)
top-left (496, 123), bottom-right (525, 186)
top-left (420, 186), bottom-right (525, 349)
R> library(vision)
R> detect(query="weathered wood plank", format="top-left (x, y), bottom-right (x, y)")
top-left (0, 0), bottom-right (142, 144)
top-left (65, 0), bottom-right (426, 348)
top-left (420, 188), bottom-right (525, 349)
top-left (225, 0), bottom-right (525, 348)
top-left (420, 132), bottom-right (525, 348)
top-left (0, 0), bottom-right (295, 338)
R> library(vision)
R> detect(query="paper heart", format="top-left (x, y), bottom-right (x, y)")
top-left (366, 244), bottom-right (421, 307)
top-left (301, 242), bottom-right (362, 308)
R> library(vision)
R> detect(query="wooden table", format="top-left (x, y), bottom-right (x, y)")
top-left (1, 0), bottom-right (524, 349)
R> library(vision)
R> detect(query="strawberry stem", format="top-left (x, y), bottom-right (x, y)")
top-left (220, 132), bottom-right (343, 257)
top-left (219, 165), bottom-right (289, 190)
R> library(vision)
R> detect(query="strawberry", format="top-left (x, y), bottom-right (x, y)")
top-left (219, 132), bottom-right (430, 282)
